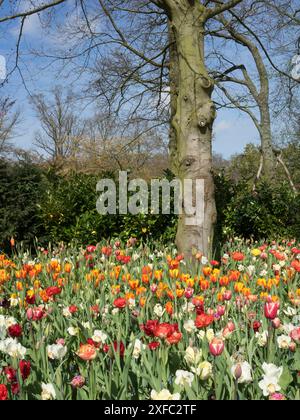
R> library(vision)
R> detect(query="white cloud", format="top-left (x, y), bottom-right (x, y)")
top-left (10, 13), bottom-right (43, 38)
top-left (214, 120), bottom-right (232, 134)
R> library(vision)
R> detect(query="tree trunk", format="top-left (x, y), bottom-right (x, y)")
top-left (168, 2), bottom-right (217, 259)
top-left (260, 105), bottom-right (277, 181)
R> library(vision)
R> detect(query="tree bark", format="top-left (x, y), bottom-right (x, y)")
top-left (167, 1), bottom-right (217, 258)
top-left (260, 104), bottom-right (276, 181)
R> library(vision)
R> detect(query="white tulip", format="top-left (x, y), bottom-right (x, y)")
top-left (175, 370), bottom-right (194, 387)
top-left (41, 383), bottom-right (56, 400)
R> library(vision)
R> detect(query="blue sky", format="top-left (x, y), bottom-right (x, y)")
top-left (0, 0), bottom-right (261, 159)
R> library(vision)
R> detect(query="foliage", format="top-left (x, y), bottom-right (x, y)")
top-left (223, 180), bottom-right (300, 241)
top-left (0, 159), bottom-right (45, 253)
top-left (1, 159), bottom-right (300, 250)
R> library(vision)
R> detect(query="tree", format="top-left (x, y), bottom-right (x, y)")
top-left (82, 113), bottom-right (169, 178)
top-left (0, 98), bottom-right (19, 157)
top-left (208, 1), bottom-right (299, 189)
top-left (31, 88), bottom-right (85, 171)
top-left (1, 0), bottom-right (245, 258)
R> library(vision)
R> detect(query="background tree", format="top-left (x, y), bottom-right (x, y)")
top-left (31, 88), bottom-right (85, 171)
top-left (207, 1), bottom-right (299, 190)
top-left (0, 98), bottom-right (19, 157)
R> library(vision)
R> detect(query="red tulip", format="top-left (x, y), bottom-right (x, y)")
top-left (113, 341), bottom-right (125, 358)
top-left (46, 286), bottom-right (62, 298)
top-left (291, 260), bottom-right (300, 272)
top-left (0, 384), bottom-right (8, 401)
top-left (166, 331), bottom-right (182, 345)
top-left (195, 313), bottom-right (214, 329)
top-left (153, 323), bottom-right (175, 339)
top-left (232, 252), bottom-right (245, 261)
top-left (69, 305), bottom-right (78, 314)
top-left (253, 320), bottom-right (261, 333)
top-left (87, 245), bottom-right (97, 253)
top-left (113, 298), bottom-right (127, 309)
top-left (148, 341), bottom-right (160, 350)
top-left (140, 320), bottom-right (159, 337)
top-left (19, 360), bottom-right (31, 381)
top-left (11, 382), bottom-right (20, 395)
top-left (209, 338), bottom-right (225, 356)
top-left (8, 324), bottom-right (22, 338)
top-left (3, 367), bottom-right (16, 383)
top-left (264, 302), bottom-right (279, 320)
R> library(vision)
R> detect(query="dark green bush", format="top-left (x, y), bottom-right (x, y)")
top-left (1, 160), bottom-right (299, 250)
top-left (0, 159), bottom-right (46, 252)
top-left (222, 179), bottom-right (300, 241)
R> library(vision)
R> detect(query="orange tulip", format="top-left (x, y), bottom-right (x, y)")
top-left (77, 344), bottom-right (97, 361)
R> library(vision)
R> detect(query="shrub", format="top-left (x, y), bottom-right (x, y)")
top-left (0, 159), bottom-right (45, 252)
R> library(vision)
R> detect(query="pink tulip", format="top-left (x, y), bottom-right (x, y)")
top-left (272, 318), bottom-right (281, 329)
top-left (209, 338), bottom-right (225, 356)
top-left (150, 284), bottom-right (158, 293)
top-left (184, 287), bottom-right (194, 299)
top-left (264, 302), bottom-right (279, 320)
top-left (26, 307), bottom-right (45, 321)
top-left (290, 327), bottom-right (300, 344)
top-left (226, 321), bottom-right (235, 332)
top-left (216, 306), bottom-right (226, 317)
top-left (223, 290), bottom-right (232, 301)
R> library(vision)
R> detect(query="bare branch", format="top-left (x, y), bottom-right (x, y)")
top-left (0, 0), bottom-right (67, 23)
top-left (98, 0), bottom-right (163, 68)
top-left (216, 82), bottom-right (262, 134)
top-left (205, 0), bottom-right (243, 20)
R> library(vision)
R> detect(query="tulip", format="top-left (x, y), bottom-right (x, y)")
top-left (19, 360), bottom-right (31, 381)
top-left (216, 305), bottom-right (226, 317)
top-left (272, 318), bottom-right (281, 329)
top-left (226, 321), bottom-right (235, 332)
top-left (148, 341), bottom-right (160, 350)
top-left (8, 324), bottom-right (22, 338)
top-left (232, 363), bottom-right (243, 381)
top-left (209, 338), bottom-right (225, 356)
top-left (223, 290), bottom-right (232, 301)
top-left (184, 287), bottom-right (194, 299)
top-left (166, 331), bottom-right (182, 345)
top-left (26, 307), bottom-right (45, 321)
top-left (150, 283), bottom-right (158, 293)
top-left (113, 298), bottom-right (127, 309)
top-left (3, 367), bottom-right (17, 383)
top-left (264, 302), bottom-right (279, 320)
top-left (290, 327), bottom-right (300, 344)
top-left (71, 376), bottom-right (86, 389)
top-left (0, 385), bottom-right (8, 401)
top-left (77, 344), bottom-right (97, 361)
top-left (253, 320), bottom-right (261, 333)
top-left (269, 393), bottom-right (286, 401)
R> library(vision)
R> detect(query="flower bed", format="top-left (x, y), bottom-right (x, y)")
top-left (0, 239), bottom-right (299, 400)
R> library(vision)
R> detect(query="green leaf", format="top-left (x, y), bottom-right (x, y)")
top-left (279, 366), bottom-right (293, 391)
